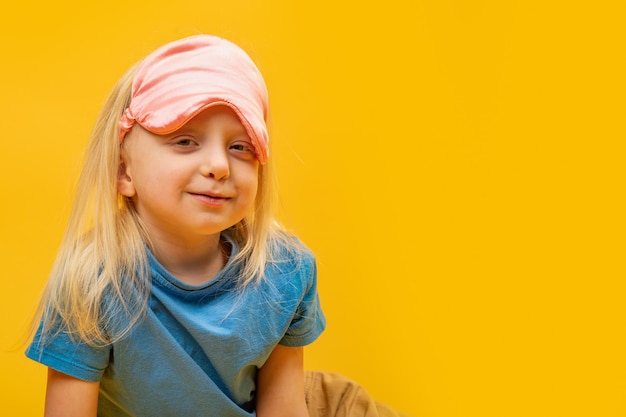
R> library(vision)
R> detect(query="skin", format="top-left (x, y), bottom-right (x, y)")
top-left (45, 369), bottom-right (99, 417)
top-left (118, 105), bottom-right (260, 284)
top-left (44, 106), bottom-right (310, 416)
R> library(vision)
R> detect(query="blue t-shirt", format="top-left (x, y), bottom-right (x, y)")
top-left (26, 239), bottom-right (326, 416)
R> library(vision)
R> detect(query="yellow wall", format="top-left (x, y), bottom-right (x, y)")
top-left (1, 1), bottom-right (624, 416)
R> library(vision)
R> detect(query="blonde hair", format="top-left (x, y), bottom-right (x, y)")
top-left (35, 57), bottom-right (300, 347)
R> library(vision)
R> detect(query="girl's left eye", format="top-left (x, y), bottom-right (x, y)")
top-left (230, 142), bottom-right (255, 153)
top-left (229, 142), bottom-right (257, 160)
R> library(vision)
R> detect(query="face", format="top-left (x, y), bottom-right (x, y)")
top-left (118, 106), bottom-right (259, 245)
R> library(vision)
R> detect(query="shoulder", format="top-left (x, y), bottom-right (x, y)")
top-left (267, 233), bottom-right (316, 276)
top-left (257, 233), bottom-right (318, 297)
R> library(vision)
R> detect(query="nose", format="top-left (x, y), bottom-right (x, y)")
top-left (200, 146), bottom-right (230, 180)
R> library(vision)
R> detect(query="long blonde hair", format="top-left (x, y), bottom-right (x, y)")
top-left (35, 58), bottom-right (299, 347)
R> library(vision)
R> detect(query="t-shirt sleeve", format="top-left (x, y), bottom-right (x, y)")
top-left (279, 252), bottom-right (326, 347)
top-left (25, 320), bottom-right (111, 382)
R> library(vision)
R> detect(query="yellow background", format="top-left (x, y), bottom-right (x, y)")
top-left (1, 1), bottom-right (624, 416)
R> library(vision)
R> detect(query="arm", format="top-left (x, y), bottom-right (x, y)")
top-left (256, 345), bottom-right (309, 417)
top-left (44, 368), bottom-right (100, 417)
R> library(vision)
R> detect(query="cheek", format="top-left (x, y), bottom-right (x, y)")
top-left (132, 163), bottom-right (185, 196)
top-left (237, 167), bottom-right (260, 205)
top-left (242, 178), bottom-right (259, 205)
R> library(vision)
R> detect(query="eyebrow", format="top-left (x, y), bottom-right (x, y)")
top-left (167, 123), bottom-right (251, 140)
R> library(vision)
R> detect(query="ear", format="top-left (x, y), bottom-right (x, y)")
top-left (117, 159), bottom-right (136, 197)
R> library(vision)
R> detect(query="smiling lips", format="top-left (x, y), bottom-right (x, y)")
top-left (189, 192), bottom-right (230, 207)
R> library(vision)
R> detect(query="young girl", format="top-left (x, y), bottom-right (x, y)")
top-left (26, 34), bottom-right (412, 417)
top-left (26, 34), bottom-right (325, 417)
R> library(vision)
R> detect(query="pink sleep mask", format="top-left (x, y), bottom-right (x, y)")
top-left (119, 34), bottom-right (269, 163)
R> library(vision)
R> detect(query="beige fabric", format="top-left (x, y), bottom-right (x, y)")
top-left (304, 371), bottom-right (413, 417)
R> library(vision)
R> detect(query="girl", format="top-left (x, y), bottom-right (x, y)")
top-left (26, 34), bottom-right (325, 417)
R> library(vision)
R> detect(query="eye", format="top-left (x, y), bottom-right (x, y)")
top-left (173, 137), bottom-right (198, 147)
top-left (230, 143), bottom-right (253, 152)
top-left (229, 141), bottom-right (257, 159)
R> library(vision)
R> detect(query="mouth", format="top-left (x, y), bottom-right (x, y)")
top-left (189, 192), bottom-right (230, 207)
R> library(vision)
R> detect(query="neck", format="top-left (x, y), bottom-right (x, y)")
top-left (148, 233), bottom-right (228, 285)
